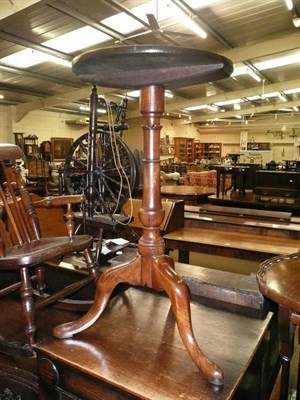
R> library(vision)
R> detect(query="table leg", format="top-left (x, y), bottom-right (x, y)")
top-left (278, 305), bottom-right (295, 400)
top-left (216, 171), bottom-right (220, 197)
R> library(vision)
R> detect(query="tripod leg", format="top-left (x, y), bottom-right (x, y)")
top-left (53, 255), bottom-right (141, 339)
top-left (152, 256), bottom-right (224, 386)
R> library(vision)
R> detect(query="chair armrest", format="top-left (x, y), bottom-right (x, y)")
top-left (33, 195), bottom-right (85, 238)
top-left (33, 195), bottom-right (85, 208)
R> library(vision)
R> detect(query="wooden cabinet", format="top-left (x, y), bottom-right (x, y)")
top-left (174, 137), bottom-right (194, 162)
top-left (198, 142), bottom-right (222, 159)
top-left (23, 134), bottom-right (39, 158)
top-left (194, 140), bottom-right (201, 160)
top-left (254, 170), bottom-right (300, 204)
top-left (173, 139), bottom-right (222, 162)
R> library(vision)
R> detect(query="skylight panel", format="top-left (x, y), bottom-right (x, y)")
top-left (44, 26), bottom-right (110, 53)
top-left (0, 25), bottom-right (110, 69)
top-left (102, 11), bottom-right (145, 34)
top-left (0, 48), bottom-right (71, 68)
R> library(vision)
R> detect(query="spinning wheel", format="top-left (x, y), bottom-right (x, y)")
top-left (63, 130), bottom-right (137, 215)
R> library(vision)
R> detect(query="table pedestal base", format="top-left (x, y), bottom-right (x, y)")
top-left (53, 252), bottom-right (223, 385)
top-left (54, 84), bottom-right (224, 386)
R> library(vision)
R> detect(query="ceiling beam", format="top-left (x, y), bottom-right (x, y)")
top-left (0, 63), bottom-right (82, 88)
top-left (46, 0), bottom-right (127, 42)
top-left (222, 32), bottom-right (300, 63)
top-left (13, 86), bottom-right (113, 122)
top-left (99, 0), bottom-right (180, 45)
top-left (0, 30), bottom-right (72, 61)
top-left (11, 33), bottom-right (300, 120)
top-left (177, 100), bottom-right (300, 124)
top-left (126, 78), bottom-right (300, 119)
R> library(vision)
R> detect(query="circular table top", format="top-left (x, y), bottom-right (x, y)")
top-left (257, 253), bottom-right (300, 313)
top-left (72, 45), bottom-right (233, 89)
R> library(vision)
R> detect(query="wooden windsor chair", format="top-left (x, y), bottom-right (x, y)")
top-left (0, 143), bottom-right (100, 354)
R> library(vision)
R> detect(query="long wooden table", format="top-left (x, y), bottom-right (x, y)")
top-left (164, 226), bottom-right (300, 263)
top-left (34, 286), bottom-right (277, 400)
top-left (184, 204), bottom-right (300, 239)
top-left (161, 185), bottom-right (215, 205)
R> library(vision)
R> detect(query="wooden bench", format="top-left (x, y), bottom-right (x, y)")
top-left (198, 204), bottom-right (292, 221)
top-left (176, 263), bottom-right (267, 318)
top-left (163, 226), bottom-right (300, 263)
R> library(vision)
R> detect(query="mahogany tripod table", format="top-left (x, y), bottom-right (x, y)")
top-left (53, 45), bottom-right (233, 386)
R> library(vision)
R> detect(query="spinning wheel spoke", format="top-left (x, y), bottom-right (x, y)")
top-left (63, 131), bottom-right (136, 215)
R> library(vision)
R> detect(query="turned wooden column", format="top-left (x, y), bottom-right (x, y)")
top-left (138, 86), bottom-right (165, 262)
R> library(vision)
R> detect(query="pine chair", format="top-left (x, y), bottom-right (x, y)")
top-left (0, 143), bottom-right (100, 352)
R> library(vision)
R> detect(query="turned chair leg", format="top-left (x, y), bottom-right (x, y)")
top-left (20, 267), bottom-right (36, 346)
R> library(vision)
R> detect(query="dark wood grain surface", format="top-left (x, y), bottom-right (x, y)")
top-left (35, 287), bottom-right (273, 400)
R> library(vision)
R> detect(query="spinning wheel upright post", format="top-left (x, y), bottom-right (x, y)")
top-left (54, 45), bottom-right (233, 386)
top-left (86, 86), bottom-right (98, 218)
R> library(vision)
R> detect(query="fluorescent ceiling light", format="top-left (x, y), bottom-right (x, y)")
top-left (184, 104), bottom-right (208, 111)
top-left (172, 10), bottom-right (207, 38)
top-left (247, 95), bottom-right (261, 100)
top-left (232, 66), bottom-right (261, 81)
top-left (0, 94), bottom-right (4, 99)
top-left (261, 91), bottom-right (280, 98)
top-left (284, 87), bottom-right (300, 94)
top-left (254, 53), bottom-right (300, 70)
top-left (79, 105), bottom-right (106, 114)
top-left (214, 99), bottom-right (244, 106)
top-left (285, 0), bottom-right (294, 10)
top-left (247, 68), bottom-right (261, 82)
top-left (231, 66), bottom-right (248, 76)
top-left (278, 93), bottom-right (287, 102)
top-left (165, 91), bottom-right (174, 98)
top-left (207, 105), bottom-right (218, 111)
top-left (293, 106), bottom-right (299, 111)
top-left (293, 17), bottom-right (300, 28)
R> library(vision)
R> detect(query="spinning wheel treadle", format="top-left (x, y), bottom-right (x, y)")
top-left (53, 45), bottom-right (233, 386)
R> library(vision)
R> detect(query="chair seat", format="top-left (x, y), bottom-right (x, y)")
top-left (0, 235), bottom-right (93, 269)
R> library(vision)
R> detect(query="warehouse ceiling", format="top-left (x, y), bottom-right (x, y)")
top-left (0, 0), bottom-right (299, 126)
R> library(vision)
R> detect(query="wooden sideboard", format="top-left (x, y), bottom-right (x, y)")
top-left (254, 170), bottom-right (300, 204)
top-left (35, 287), bottom-right (278, 400)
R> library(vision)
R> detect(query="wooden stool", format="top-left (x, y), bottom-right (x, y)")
top-left (257, 253), bottom-right (300, 400)
top-left (53, 45), bottom-right (233, 386)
